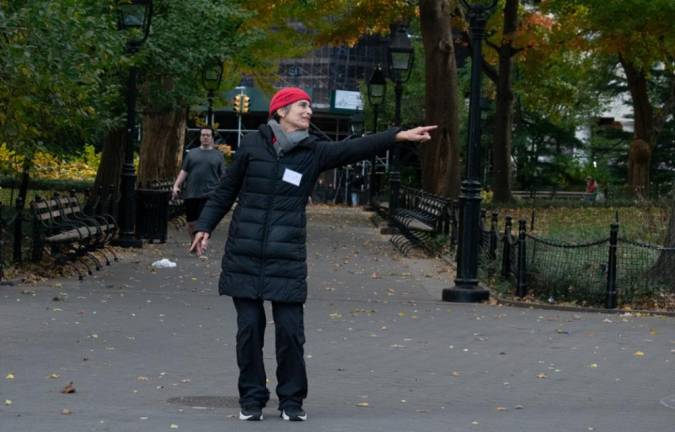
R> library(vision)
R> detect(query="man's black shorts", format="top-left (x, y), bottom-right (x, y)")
top-left (185, 197), bottom-right (208, 222)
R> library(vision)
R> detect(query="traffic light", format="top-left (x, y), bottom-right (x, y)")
top-left (233, 94), bottom-right (242, 113)
top-left (242, 95), bottom-right (250, 113)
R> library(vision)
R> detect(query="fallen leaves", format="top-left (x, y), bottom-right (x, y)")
top-left (5, 373), bottom-right (14, 380)
top-left (61, 382), bottom-right (76, 394)
top-left (634, 351), bottom-right (645, 357)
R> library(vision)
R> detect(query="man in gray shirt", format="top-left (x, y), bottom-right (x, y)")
top-left (172, 128), bottom-right (226, 240)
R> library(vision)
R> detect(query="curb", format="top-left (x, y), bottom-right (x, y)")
top-left (492, 294), bottom-right (675, 318)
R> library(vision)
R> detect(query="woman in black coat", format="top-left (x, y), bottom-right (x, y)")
top-left (191, 87), bottom-right (436, 421)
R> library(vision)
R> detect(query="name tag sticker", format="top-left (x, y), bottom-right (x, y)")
top-left (282, 168), bottom-right (303, 186)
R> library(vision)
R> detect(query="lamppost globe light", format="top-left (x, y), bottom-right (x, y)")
top-left (202, 60), bottom-right (223, 92)
top-left (117, 0), bottom-right (153, 50)
top-left (367, 66), bottom-right (387, 107)
top-left (387, 25), bottom-right (414, 85)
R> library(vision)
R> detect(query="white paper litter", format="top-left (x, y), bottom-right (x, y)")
top-left (151, 258), bottom-right (176, 269)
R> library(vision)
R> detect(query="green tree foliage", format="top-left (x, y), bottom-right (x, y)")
top-left (0, 0), bottom-right (123, 158)
top-left (542, 0), bottom-right (675, 196)
top-left (134, 0), bottom-right (256, 113)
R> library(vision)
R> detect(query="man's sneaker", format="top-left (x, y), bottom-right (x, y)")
top-left (280, 407), bottom-right (307, 421)
top-left (239, 406), bottom-right (263, 421)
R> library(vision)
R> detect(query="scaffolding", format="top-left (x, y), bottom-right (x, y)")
top-left (278, 35), bottom-right (389, 109)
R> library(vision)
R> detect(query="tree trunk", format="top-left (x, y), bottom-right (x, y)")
top-left (491, 0), bottom-right (518, 203)
top-left (137, 110), bottom-right (187, 186)
top-left (649, 199), bottom-right (675, 289)
top-left (93, 126), bottom-right (125, 196)
top-left (419, 0), bottom-right (461, 198)
top-left (620, 56), bottom-right (655, 197)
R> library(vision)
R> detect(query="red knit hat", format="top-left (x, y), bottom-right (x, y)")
top-left (269, 87), bottom-right (312, 117)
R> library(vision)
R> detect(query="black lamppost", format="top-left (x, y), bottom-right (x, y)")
top-left (383, 24), bottom-right (414, 233)
top-left (366, 66), bottom-right (386, 210)
top-left (442, 0), bottom-right (496, 302)
top-left (114, 0), bottom-right (153, 248)
top-left (202, 59), bottom-right (223, 128)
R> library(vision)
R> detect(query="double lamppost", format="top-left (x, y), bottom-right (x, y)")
top-left (366, 66), bottom-right (386, 209)
top-left (383, 24), bottom-right (414, 233)
top-left (115, 0), bottom-right (153, 248)
top-left (202, 60), bottom-right (224, 128)
top-left (442, 0), bottom-right (497, 302)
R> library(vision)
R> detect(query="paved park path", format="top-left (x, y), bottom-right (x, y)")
top-left (2, 206), bottom-right (674, 432)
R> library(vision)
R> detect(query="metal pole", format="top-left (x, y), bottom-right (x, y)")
top-left (515, 219), bottom-right (528, 298)
top-left (114, 65), bottom-right (142, 248)
top-left (443, 2), bottom-right (493, 302)
top-left (207, 89), bottom-right (214, 128)
top-left (381, 81), bottom-right (403, 234)
top-left (606, 222), bottom-right (619, 309)
top-left (367, 105), bottom-right (379, 209)
top-left (237, 114), bottom-right (242, 149)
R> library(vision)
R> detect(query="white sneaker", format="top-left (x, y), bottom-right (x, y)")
top-left (280, 407), bottom-right (307, 421)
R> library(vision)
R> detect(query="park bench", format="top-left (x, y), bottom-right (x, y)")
top-left (389, 186), bottom-right (451, 254)
top-left (512, 190), bottom-right (589, 201)
top-left (31, 192), bottom-right (117, 280)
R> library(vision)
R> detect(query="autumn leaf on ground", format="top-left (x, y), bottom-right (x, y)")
top-left (634, 351), bottom-right (645, 357)
top-left (61, 382), bottom-right (76, 394)
top-left (5, 373), bottom-right (14, 380)
top-left (355, 402), bottom-right (369, 407)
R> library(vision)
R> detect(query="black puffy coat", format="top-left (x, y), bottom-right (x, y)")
top-left (194, 124), bottom-right (399, 303)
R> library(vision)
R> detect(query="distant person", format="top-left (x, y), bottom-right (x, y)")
top-left (350, 169), bottom-right (364, 206)
top-left (189, 87), bottom-right (437, 422)
top-left (585, 176), bottom-right (598, 202)
top-left (172, 128), bottom-right (226, 240)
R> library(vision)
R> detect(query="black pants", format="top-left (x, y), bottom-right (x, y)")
top-left (232, 297), bottom-right (307, 410)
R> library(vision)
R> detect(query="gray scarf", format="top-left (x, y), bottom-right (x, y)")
top-left (267, 119), bottom-right (309, 156)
